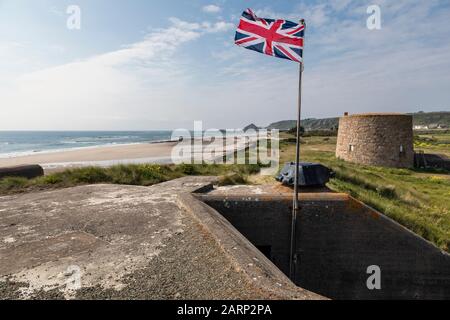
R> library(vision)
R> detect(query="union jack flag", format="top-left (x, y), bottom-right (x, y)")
top-left (235, 9), bottom-right (304, 63)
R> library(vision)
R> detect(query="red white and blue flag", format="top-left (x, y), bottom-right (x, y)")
top-left (235, 9), bottom-right (304, 63)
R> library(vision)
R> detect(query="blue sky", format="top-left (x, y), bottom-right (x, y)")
top-left (1, 0), bottom-right (449, 130)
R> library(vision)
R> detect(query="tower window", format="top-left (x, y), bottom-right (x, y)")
top-left (348, 144), bottom-right (355, 152)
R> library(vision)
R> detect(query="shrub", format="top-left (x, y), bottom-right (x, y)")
top-left (0, 162), bottom-right (262, 195)
top-left (69, 167), bottom-right (112, 184)
top-left (0, 177), bottom-right (28, 191)
top-left (179, 164), bottom-right (199, 175)
top-left (39, 174), bottom-right (63, 185)
top-left (376, 185), bottom-right (396, 199)
top-left (219, 173), bottom-right (248, 186)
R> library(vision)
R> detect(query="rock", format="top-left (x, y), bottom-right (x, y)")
top-left (243, 123), bottom-right (260, 132)
top-left (0, 165), bottom-right (44, 180)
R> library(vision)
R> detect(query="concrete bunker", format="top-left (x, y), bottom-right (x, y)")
top-left (1, 177), bottom-right (448, 300)
top-left (1, 178), bottom-right (323, 300)
top-left (196, 187), bottom-right (450, 300)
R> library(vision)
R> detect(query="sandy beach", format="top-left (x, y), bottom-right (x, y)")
top-left (0, 142), bottom-right (177, 171)
top-left (0, 137), bottom-right (258, 173)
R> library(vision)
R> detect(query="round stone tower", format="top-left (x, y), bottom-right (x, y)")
top-left (336, 113), bottom-right (414, 168)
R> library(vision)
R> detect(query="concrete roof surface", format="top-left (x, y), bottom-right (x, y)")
top-left (0, 177), bottom-right (322, 300)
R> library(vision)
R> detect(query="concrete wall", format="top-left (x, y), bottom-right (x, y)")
top-left (201, 197), bottom-right (293, 276)
top-left (200, 194), bottom-right (450, 300)
top-left (336, 114), bottom-right (414, 168)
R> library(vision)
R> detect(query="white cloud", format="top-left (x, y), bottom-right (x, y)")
top-left (168, 17), bottom-right (234, 34)
top-left (299, 4), bottom-right (329, 26)
top-left (202, 5), bottom-right (221, 14)
top-left (202, 21), bottom-right (235, 33)
top-left (49, 6), bottom-right (65, 17)
top-left (0, 17), bottom-right (234, 130)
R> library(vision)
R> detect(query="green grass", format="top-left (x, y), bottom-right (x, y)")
top-left (0, 163), bottom-right (261, 195)
top-left (279, 135), bottom-right (450, 252)
top-left (414, 132), bottom-right (450, 157)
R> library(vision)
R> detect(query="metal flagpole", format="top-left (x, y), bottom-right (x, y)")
top-left (289, 19), bottom-right (305, 281)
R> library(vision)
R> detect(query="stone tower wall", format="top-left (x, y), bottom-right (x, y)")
top-left (336, 114), bottom-right (414, 168)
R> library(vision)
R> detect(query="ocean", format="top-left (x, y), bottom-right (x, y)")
top-left (0, 131), bottom-right (173, 158)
